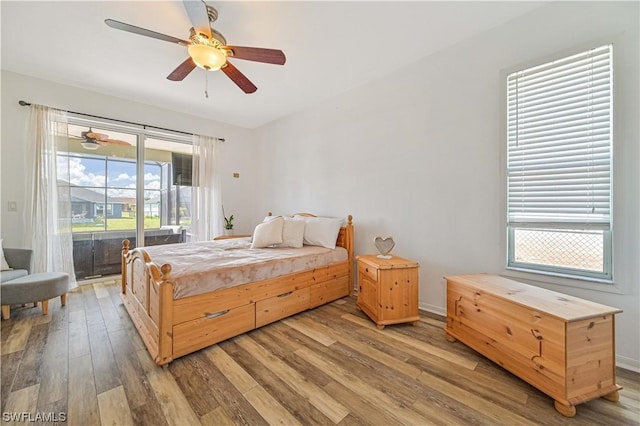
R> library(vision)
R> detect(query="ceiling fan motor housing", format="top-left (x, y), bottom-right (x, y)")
top-left (206, 5), bottom-right (218, 23)
top-left (210, 28), bottom-right (226, 46)
top-left (189, 27), bottom-right (226, 46)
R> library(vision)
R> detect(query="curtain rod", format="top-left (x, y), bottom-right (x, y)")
top-left (18, 100), bottom-right (225, 142)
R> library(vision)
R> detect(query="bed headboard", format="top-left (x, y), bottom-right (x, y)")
top-left (266, 212), bottom-right (353, 251)
top-left (267, 212), bottom-right (354, 293)
top-left (335, 215), bottom-right (353, 253)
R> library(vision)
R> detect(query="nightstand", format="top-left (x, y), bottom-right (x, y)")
top-left (356, 254), bottom-right (420, 329)
top-left (213, 234), bottom-right (251, 240)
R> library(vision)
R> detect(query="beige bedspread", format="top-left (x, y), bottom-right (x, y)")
top-left (138, 238), bottom-right (348, 299)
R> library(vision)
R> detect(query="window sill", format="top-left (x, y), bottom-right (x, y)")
top-left (502, 267), bottom-right (625, 295)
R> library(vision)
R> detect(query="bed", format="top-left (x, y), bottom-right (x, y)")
top-left (120, 214), bottom-right (354, 366)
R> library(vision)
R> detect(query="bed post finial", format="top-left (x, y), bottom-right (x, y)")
top-left (347, 215), bottom-right (353, 225)
top-left (161, 264), bottom-right (172, 280)
top-left (121, 239), bottom-right (130, 294)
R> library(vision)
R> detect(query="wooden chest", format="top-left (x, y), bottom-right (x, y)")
top-left (444, 274), bottom-right (622, 417)
top-left (356, 255), bottom-right (419, 329)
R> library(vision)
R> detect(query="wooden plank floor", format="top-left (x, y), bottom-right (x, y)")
top-left (1, 279), bottom-right (639, 425)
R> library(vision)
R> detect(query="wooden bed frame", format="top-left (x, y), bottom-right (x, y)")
top-left (121, 214), bottom-right (354, 366)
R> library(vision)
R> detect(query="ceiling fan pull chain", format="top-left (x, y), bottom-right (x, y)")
top-left (205, 72), bottom-right (209, 98)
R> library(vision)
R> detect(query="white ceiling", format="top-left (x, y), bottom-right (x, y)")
top-left (1, 1), bottom-right (545, 129)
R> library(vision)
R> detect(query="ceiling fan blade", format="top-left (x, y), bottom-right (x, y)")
top-left (225, 46), bottom-right (286, 65)
top-left (221, 61), bottom-right (257, 94)
top-left (183, 0), bottom-right (211, 38)
top-left (85, 131), bottom-right (109, 140)
top-left (105, 19), bottom-right (190, 46)
top-left (167, 57), bottom-right (197, 81)
top-left (101, 139), bottom-right (132, 147)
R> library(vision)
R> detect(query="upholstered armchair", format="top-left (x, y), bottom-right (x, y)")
top-left (1, 248), bottom-right (33, 283)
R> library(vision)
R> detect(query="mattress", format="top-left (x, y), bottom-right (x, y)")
top-left (137, 237), bottom-right (348, 299)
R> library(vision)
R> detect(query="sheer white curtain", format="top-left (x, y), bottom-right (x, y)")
top-left (191, 134), bottom-right (223, 241)
top-left (26, 104), bottom-right (76, 288)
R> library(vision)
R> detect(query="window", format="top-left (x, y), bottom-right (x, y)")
top-left (506, 44), bottom-right (613, 281)
top-left (62, 122), bottom-right (193, 235)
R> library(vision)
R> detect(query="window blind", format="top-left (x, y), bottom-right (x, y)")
top-left (507, 45), bottom-right (612, 229)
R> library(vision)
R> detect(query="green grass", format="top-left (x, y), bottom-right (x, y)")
top-left (72, 216), bottom-right (160, 233)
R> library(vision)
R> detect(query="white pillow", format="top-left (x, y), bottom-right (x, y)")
top-left (278, 218), bottom-right (305, 248)
top-left (294, 216), bottom-right (343, 249)
top-left (1, 239), bottom-right (11, 270)
top-left (251, 216), bottom-right (284, 248)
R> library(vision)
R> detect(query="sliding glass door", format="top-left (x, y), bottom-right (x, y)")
top-left (62, 118), bottom-right (192, 280)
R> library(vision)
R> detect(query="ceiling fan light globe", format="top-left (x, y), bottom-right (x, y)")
top-left (188, 44), bottom-right (226, 71)
top-left (81, 141), bottom-right (100, 150)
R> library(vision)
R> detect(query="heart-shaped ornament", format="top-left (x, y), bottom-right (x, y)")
top-left (374, 236), bottom-right (395, 258)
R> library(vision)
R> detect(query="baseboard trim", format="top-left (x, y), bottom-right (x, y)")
top-left (77, 274), bottom-right (122, 286)
top-left (616, 355), bottom-right (640, 373)
top-left (420, 303), bottom-right (445, 317)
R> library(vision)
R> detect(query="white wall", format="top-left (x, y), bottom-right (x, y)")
top-left (1, 2), bottom-right (637, 371)
top-left (0, 70), bottom-right (259, 245)
top-left (253, 2), bottom-right (640, 370)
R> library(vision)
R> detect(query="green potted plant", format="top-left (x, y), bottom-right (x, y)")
top-left (222, 206), bottom-right (234, 236)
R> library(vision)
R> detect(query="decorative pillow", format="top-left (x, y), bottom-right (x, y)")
top-left (293, 216), bottom-right (343, 249)
top-left (1, 239), bottom-right (11, 270)
top-left (263, 215), bottom-right (281, 222)
top-left (278, 217), bottom-right (305, 248)
top-left (251, 216), bottom-right (284, 248)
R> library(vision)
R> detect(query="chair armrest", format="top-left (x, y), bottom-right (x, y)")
top-left (3, 248), bottom-right (33, 273)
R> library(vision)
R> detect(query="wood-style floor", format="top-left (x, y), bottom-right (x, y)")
top-left (1, 279), bottom-right (639, 426)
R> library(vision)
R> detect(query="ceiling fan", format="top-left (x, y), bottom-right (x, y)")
top-left (105, 0), bottom-right (286, 94)
top-left (71, 129), bottom-right (132, 151)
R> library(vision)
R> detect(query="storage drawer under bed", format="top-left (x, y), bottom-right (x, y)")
top-left (309, 275), bottom-right (350, 309)
top-left (173, 303), bottom-right (255, 358)
top-left (256, 287), bottom-right (310, 328)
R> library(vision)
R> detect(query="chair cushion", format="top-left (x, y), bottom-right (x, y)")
top-left (1, 272), bottom-right (69, 305)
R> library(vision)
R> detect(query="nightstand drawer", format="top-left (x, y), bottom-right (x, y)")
top-left (358, 263), bottom-right (378, 282)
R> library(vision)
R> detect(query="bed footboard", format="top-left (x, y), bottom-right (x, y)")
top-left (122, 240), bottom-right (174, 365)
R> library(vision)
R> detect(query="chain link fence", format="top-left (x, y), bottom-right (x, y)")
top-left (514, 229), bottom-right (604, 272)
